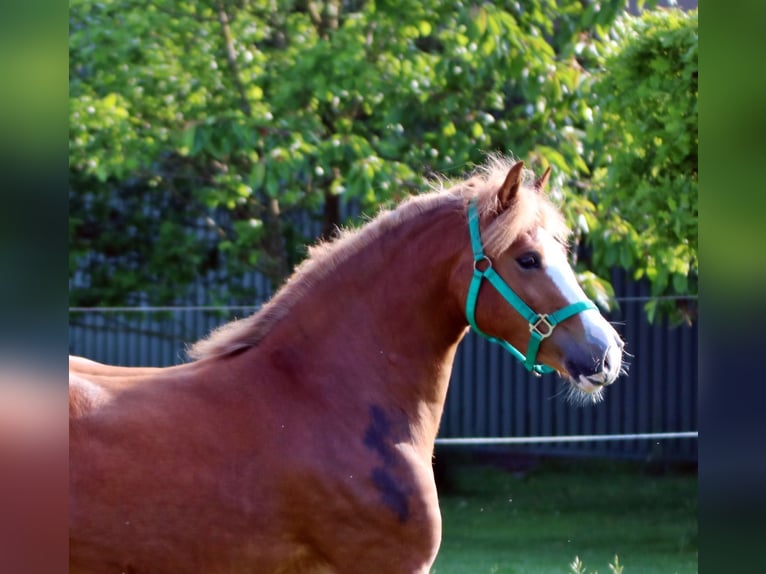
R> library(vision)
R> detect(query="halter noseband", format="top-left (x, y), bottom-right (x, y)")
top-left (465, 197), bottom-right (596, 375)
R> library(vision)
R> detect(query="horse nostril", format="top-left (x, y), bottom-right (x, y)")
top-left (603, 352), bottom-right (611, 373)
top-left (601, 344), bottom-right (624, 385)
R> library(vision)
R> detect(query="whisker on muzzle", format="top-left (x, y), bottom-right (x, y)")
top-left (564, 382), bottom-right (605, 406)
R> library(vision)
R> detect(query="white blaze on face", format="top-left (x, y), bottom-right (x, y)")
top-left (537, 228), bottom-right (588, 304)
top-left (537, 227), bottom-right (623, 388)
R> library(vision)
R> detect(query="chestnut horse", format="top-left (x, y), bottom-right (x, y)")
top-left (69, 157), bottom-right (624, 573)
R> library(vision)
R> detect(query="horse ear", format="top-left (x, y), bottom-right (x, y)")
top-left (534, 166), bottom-right (552, 193)
top-left (498, 161), bottom-right (524, 210)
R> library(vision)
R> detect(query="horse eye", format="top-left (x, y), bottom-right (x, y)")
top-left (516, 252), bottom-right (541, 270)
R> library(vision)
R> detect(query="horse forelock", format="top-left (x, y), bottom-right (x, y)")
top-left (187, 155), bottom-right (570, 361)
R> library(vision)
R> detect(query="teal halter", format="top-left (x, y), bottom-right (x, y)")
top-left (465, 198), bottom-right (597, 375)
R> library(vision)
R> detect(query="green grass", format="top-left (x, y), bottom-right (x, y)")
top-left (431, 457), bottom-right (697, 574)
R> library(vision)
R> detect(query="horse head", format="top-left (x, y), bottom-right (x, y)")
top-left (454, 159), bottom-right (625, 403)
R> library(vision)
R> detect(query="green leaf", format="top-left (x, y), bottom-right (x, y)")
top-left (250, 162), bottom-right (266, 189)
top-left (474, 7), bottom-right (488, 36)
top-left (180, 126), bottom-right (195, 154)
top-left (471, 122), bottom-right (484, 139)
top-left (672, 273), bottom-right (688, 294)
top-left (265, 169), bottom-right (280, 198)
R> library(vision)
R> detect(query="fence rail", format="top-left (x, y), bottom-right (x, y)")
top-left (435, 431), bottom-right (698, 446)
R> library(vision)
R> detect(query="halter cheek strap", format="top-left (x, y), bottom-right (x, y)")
top-left (465, 198), bottom-right (596, 375)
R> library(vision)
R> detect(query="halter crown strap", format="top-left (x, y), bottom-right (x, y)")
top-left (465, 198), bottom-right (597, 374)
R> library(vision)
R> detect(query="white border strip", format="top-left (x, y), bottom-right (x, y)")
top-left (435, 431), bottom-right (698, 446)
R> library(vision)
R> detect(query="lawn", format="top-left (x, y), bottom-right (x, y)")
top-left (431, 455), bottom-right (697, 574)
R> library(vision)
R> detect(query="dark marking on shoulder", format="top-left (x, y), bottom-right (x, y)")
top-left (371, 467), bottom-right (410, 522)
top-left (362, 404), bottom-right (414, 523)
top-left (363, 405), bottom-right (396, 465)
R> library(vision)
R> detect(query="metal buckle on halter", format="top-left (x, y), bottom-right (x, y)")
top-left (529, 314), bottom-right (554, 339)
top-left (473, 255), bottom-right (492, 273)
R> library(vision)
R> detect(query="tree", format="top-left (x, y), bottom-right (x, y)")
top-left (70, 0), bottom-right (696, 322)
top-left (585, 8), bottom-right (698, 322)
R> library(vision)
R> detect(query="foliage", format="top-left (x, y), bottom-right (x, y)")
top-left (68, 0), bottom-right (696, 322)
top-left (586, 9), bottom-right (698, 322)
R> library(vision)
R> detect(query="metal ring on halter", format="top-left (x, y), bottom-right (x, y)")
top-left (529, 314), bottom-right (555, 339)
top-left (473, 255), bottom-right (492, 273)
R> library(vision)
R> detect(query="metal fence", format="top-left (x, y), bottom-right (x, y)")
top-left (69, 269), bottom-right (697, 462)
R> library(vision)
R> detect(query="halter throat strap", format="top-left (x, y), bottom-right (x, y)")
top-left (465, 198), bottom-right (596, 375)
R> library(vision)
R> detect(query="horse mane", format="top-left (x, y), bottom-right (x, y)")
top-left (187, 154), bottom-right (570, 361)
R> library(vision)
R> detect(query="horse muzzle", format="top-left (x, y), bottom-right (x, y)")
top-left (561, 324), bottom-right (625, 392)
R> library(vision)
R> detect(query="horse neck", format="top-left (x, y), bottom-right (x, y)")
top-left (262, 201), bottom-right (469, 447)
